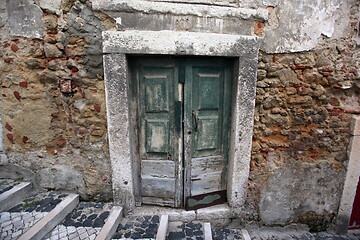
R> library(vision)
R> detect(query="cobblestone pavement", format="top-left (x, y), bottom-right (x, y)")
top-left (212, 228), bottom-right (243, 240)
top-left (0, 179), bottom-right (18, 194)
top-left (44, 202), bottom-right (114, 240)
top-left (9, 191), bottom-right (69, 213)
top-left (0, 211), bottom-right (47, 240)
top-left (168, 221), bottom-right (204, 240)
top-left (44, 225), bottom-right (100, 240)
top-left (112, 215), bottom-right (160, 239)
top-left (0, 189), bottom-right (68, 240)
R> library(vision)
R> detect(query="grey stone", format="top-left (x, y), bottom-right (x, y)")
top-left (36, 165), bottom-right (85, 193)
top-left (259, 161), bottom-right (345, 227)
top-left (34, 0), bottom-right (62, 15)
top-left (44, 43), bottom-right (63, 58)
top-left (7, 0), bottom-right (44, 39)
top-left (263, 0), bottom-right (279, 7)
top-left (93, 0), bottom-right (268, 21)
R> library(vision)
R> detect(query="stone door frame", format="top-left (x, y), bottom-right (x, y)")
top-left (102, 30), bottom-right (259, 211)
top-left (336, 116), bottom-right (360, 234)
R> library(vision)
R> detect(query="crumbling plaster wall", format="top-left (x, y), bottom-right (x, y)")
top-left (0, 0), bottom-right (359, 230)
top-left (0, 0), bottom-right (116, 200)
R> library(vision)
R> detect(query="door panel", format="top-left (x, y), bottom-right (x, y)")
top-left (130, 57), bottom-right (232, 209)
top-left (132, 58), bottom-right (181, 207)
top-left (185, 59), bottom-right (232, 208)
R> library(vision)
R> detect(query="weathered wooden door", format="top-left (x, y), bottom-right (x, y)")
top-left (129, 57), bottom-right (232, 209)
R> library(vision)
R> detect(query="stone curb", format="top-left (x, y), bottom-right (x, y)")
top-left (203, 222), bottom-right (212, 240)
top-left (0, 182), bottom-right (32, 212)
top-left (18, 194), bottom-right (79, 240)
top-left (155, 215), bottom-right (168, 240)
top-left (95, 206), bottom-right (123, 240)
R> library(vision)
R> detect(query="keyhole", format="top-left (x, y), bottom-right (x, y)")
top-left (188, 130), bottom-right (192, 134)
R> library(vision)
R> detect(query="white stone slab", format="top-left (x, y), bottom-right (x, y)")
top-left (95, 206), bottom-right (123, 240)
top-left (0, 182), bottom-right (32, 212)
top-left (18, 194), bottom-right (79, 240)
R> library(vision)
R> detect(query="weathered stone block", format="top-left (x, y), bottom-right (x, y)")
top-left (36, 165), bottom-right (85, 193)
top-left (44, 43), bottom-right (63, 58)
top-left (350, 115), bottom-right (360, 136)
top-left (7, 0), bottom-right (44, 39)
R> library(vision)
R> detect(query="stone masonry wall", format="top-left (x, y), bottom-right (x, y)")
top-left (0, 0), bottom-right (359, 231)
top-left (244, 4), bottom-right (360, 230)
top-left (0, 0), bottom-right (115, 201)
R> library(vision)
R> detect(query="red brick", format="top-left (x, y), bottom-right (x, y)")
top-left (13, 91), bottom-right (21, 101)
top-left (19, 81), bottom-right (28, 88)
top-left (5, 123), bottom-right (13, 132)
top-left (4, 58), bottom-right (14, 63)
top-left (11, 45), bottom-right (19, 52)
top-left (6, 133), bottom-right (14, 143)
top-left (94, 104), bottom-right (101, 112)
top-left (22, 136), bottom-right (29, 143)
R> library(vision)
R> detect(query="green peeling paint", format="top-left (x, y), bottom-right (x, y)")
top-left (188, 194), bottom-right (221, 207)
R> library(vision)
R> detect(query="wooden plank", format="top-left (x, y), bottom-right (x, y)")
top-left (142, 177), bottom-right (176, 198)
top-left (191, 171), bottom-right (225, 196)
top-left (141, 160), bottom-right (175, 178)
top-left (191, 156), bottom-right (225, 177)
top-left (156, 215), bottom-right (169, 240)
top-left (142, 197), bottom-right (174, 207)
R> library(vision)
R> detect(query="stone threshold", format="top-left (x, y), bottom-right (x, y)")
top-left (129, 203), bottom-right (232, 222)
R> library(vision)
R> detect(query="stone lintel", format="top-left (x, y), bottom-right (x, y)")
top-left (113, 12), bottom-right (254, 35)
top-left (92, 0), bottom-right (268, 21)
top-left (103, 30), bottom-right (258, 57)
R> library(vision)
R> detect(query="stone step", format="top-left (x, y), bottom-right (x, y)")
top-left (96, 206), bottom-right (123, 240)
top-left (0, 181), bottom-right (32, 212)
top-left (0, 186), bottom-right (77, 240)
top-left (18, 194), bottom-right (79, 240)
top-left (155, 215), bottom-right (168, 240)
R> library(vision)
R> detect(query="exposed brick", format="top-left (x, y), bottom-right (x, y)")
top-left (5, 123), bottom-right (13, 132)
top-left (19, 81), bottom-right (28, 88)
top-left (13, 91), bottom-right (21, 101)
top-left (11, 45), bottom-right (19, 52)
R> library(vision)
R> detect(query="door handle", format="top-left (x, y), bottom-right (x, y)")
top-left (192, 110), bottom-right (198, 132)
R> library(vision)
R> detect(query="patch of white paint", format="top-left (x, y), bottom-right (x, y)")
top-left (261, 0), bottom-right (356, 53)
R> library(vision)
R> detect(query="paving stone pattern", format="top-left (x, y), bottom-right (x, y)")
top-left (212, 228), bottom-right (243, 240)
top-left (44, 202), bottom-right (113, 240)
top-left (112, 215), bottom-right (160, 239)
top-left (0, 211), bottom-right (47, 240)
top-left (0, 179), bottom-right (17, 194)
top-left (9, 191), bottom-right (68, 213)
top-left (168, 222), bottom-right (204, 240)
top-left (44, 225), bottom-right (100, 240)
top-left (62, 202), bottom-right (113, 228)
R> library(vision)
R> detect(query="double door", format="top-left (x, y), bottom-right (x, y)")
top-left (129, 57), bottom-right (232, 209)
